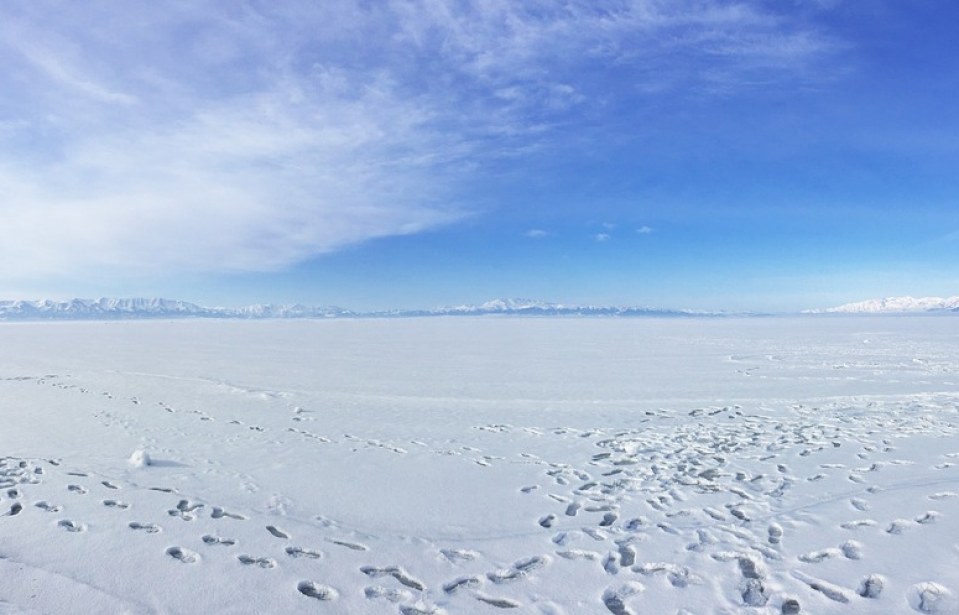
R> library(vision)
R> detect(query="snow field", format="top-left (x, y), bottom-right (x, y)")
top-left (1, 317), bottom-right (958, 614)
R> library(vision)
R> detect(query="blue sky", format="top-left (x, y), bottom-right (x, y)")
top-left (1, 1), bottom-right (956, 311)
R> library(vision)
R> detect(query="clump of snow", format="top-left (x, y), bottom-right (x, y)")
top-left (128, 449), bottom-right (151, 468)
top-left (859, 574), bottom-right (885, 598)
top-left (909, 582), bottom-right (955, 613)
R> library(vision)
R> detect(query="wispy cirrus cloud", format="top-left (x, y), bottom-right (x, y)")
top-left (0, 1), bottom-right (839, 283)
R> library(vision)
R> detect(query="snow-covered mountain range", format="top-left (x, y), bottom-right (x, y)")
top-left (0, 297), bottom-right (707, 320)
top-left (4, 295), bottom-right (956, 320)
top-left (0, 298), bottom-right (354, 320)
top-left (384, 298), bottom-right (711, 318)
top-left (809, 296), bottom-right (959, 314)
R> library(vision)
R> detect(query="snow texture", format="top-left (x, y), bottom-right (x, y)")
top-left (1, 316), bottom-right (959, 614)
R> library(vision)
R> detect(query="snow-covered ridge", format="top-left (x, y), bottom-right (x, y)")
top-left (0, 298), bottom-right (353, 320)
top-left (809, 296), bottom-right (959, 314)
top-left (0, 297), bottom-right (711, 320)
top-left (426, 298), bottom-right (710, 317)
top-left (6, 296), bottom-right (959, 320)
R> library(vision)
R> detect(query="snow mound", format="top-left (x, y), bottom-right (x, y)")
top-left (128, 450), bottom-right (151, 468)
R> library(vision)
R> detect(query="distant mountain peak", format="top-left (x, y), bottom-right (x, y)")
top-left (809, 295), bottom-right (959, 314)
top-left (426, 298), bottom-right (711, 317)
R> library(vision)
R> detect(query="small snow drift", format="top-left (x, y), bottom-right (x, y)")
top-left (128, 450), bottom-right (151, 468)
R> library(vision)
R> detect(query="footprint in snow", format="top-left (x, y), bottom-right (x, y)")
top-left (602, 582), bottom-right (644, 615)
top-left (440, 548), bottom-right (479, 562)
top-left (634, 563), bottom-right (692, 588)
top-left (703, 507), bottom-right (725, 521)
top-left (600, 512), bottom-right (619, 527)
top-left (266, 525), bottom-right (289, 539)
top-left (67, 484), bottom-right (87, 494)
top-left (741, 578), bottom-right (770, 607)
top-left (475, 594), bottom-right (521, 609)
top-left (285, 546), bottom-right (321, 559)
top-left (841, 540), bottom-right (863, 560)
top-left (768, 523), bottom-right (783, 545)
top-left (791, 570), bottom-right (850, 604)
top-left (556, 549), bottom-right (601, 561)
top-left (297, 580), bottom-right (337, 601)
top-left (617, 544), bottom-right (636, 568)
top-left (238, 555), bottom-right (276, 568)
top-left (360, 565), bottom-right (425, 591)
top-left (365, 586), bottom-right (413, 603)
top-left (443, 576), bottom-right (481, 594)
top-left (210, 506), bottom-right (246, 520)
top-left (58, 519), bottom-right (86, 532)
top-left (202, 534), bottom-right (236, 546)
top-left (326, 538), bottom-right (368, 551)
top-left (168, 499), bottom-right (204, 520)
top-left (167, 547), bottom-right (199, 564)
top-left (858, 574), bottom-right (884, 598)
top-left (35, 501), bottom-right (62, 513)
top-left (798, 548), bottom-right (841, 563)
top-left (886, 519), bottom-right (913, 534)
top-left (129, 522), bottom-right (161, 533)
top-left (486, 556), bottom-right (549, 585)
top-left (929, 492), bottom-right (958, 500)
top-left (399, 603), bottom-right (443, 615)
top-left (102, 499), bottom-right (129, 509)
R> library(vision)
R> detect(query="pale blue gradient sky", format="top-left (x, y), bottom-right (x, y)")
top-left (1, 1), bottom-right (956, 311)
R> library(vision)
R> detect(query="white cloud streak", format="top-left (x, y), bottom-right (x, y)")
top-left (0, 1), bottom-right (837, 281)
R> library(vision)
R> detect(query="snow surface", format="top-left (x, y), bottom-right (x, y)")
top-left (2, 317), bottom-right (959, 614)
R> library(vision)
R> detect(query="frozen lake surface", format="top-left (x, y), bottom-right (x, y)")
top-left (2, 317), bottom-right (959, 613)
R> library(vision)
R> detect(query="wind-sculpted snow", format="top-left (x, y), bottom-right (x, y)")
top-left (1, 317), bottom-right (959, 613)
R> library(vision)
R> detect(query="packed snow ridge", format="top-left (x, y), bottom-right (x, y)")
top-left (809, 296), bottom-right (959, 314)
top-left (0, 298), bottom-right (715, 321)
